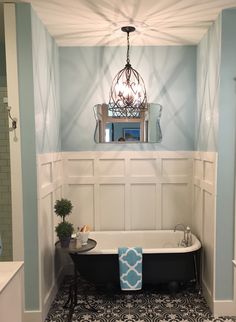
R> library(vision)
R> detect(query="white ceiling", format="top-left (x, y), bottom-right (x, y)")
top-left (18, 0), bottom-right (236, 46)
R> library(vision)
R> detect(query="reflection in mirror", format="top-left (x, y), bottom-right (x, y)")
top-left (93, 103), bottom-right (162, 143)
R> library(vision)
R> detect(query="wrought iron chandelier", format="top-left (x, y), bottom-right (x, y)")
top-left (108, 26), bottom-right (148, 118)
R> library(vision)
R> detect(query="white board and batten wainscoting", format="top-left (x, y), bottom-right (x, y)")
top-left (37, 150), bottom-right (235, 319)
top-left (192, 152), bottom-right (217, 313)
top-left (36, 153), bottom-right (64, 322)
top-left (63, 151), bottom-right (193, 231)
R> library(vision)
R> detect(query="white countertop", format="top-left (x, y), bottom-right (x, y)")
top-left (0, 261), bottom-right (24, 293)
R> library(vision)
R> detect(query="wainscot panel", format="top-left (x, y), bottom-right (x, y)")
top-left (37, 152), bottom-right (64, 320)
top-left (63, 151), bottom-right (194, 231)
top-left (192, 152), bottom-right (216, 313)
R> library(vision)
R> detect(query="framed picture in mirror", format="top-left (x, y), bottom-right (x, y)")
top-left (123, 128), bottom-right (140, 141)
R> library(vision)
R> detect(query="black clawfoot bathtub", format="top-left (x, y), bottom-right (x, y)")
top-left (70, 230), bottom-right (201, 289)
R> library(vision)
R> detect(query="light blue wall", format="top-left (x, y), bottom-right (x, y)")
top-left (31, 8), bottom-right (61, 153)
top-left (16, 3), bottom-right (39, 310)
top-left (197, 9), bottom-right (236, 300)
top-left (16, 3), bottom-right (61, 310)
top-left (215, 9), bottom-right (236, 300)
top-left (196, 18), bottom-right (221, 151)
top-left (60, 46), bottom-right (196, 151)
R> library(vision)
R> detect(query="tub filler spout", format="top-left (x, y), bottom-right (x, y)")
top-left (174, 224), bottom-right (192, 247)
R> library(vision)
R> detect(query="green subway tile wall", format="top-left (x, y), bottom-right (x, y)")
top-left (0, 87), bottom-right (12, 261)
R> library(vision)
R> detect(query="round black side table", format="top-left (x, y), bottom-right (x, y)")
top-left (56, 238), bottom-right (97, 322)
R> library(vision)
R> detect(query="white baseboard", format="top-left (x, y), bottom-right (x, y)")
top-left (23, 311), bottom-right (42, 322)
top-left (213, 300), bottom-right (236, 317)
top-left (202, 279), bottom-right (214, 313)
top-left (212, 265), bottom-right (236, 317)
top-left (202, 278), bottom-right (236, 317)
top-left (42, 267), bottom-right (65, 321)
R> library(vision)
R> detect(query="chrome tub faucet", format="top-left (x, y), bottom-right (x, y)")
top-left (174, 224), bottom-right (192, 247)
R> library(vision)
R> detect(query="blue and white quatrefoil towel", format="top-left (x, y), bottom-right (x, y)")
top-left (118, 247), bottom-right (142, 291)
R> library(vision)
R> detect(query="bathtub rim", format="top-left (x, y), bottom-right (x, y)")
top-left (85, 230), bottom-right (201, 255)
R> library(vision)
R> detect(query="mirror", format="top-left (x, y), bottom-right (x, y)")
top-left (93, 103), bottom-right (162, 143)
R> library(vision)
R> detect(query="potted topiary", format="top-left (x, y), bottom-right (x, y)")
top-left (54, 198), bottom-right (74, 248)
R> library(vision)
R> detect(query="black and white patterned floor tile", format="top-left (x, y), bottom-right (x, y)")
top-left (45, 276), bottom-right (236, 322)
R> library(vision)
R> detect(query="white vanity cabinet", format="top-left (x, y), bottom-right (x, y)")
top-left (0, 262), bottom-right (24, 322)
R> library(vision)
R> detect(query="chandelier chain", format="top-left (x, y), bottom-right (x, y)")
top-left (126, 31), bottom-right (130, 65)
